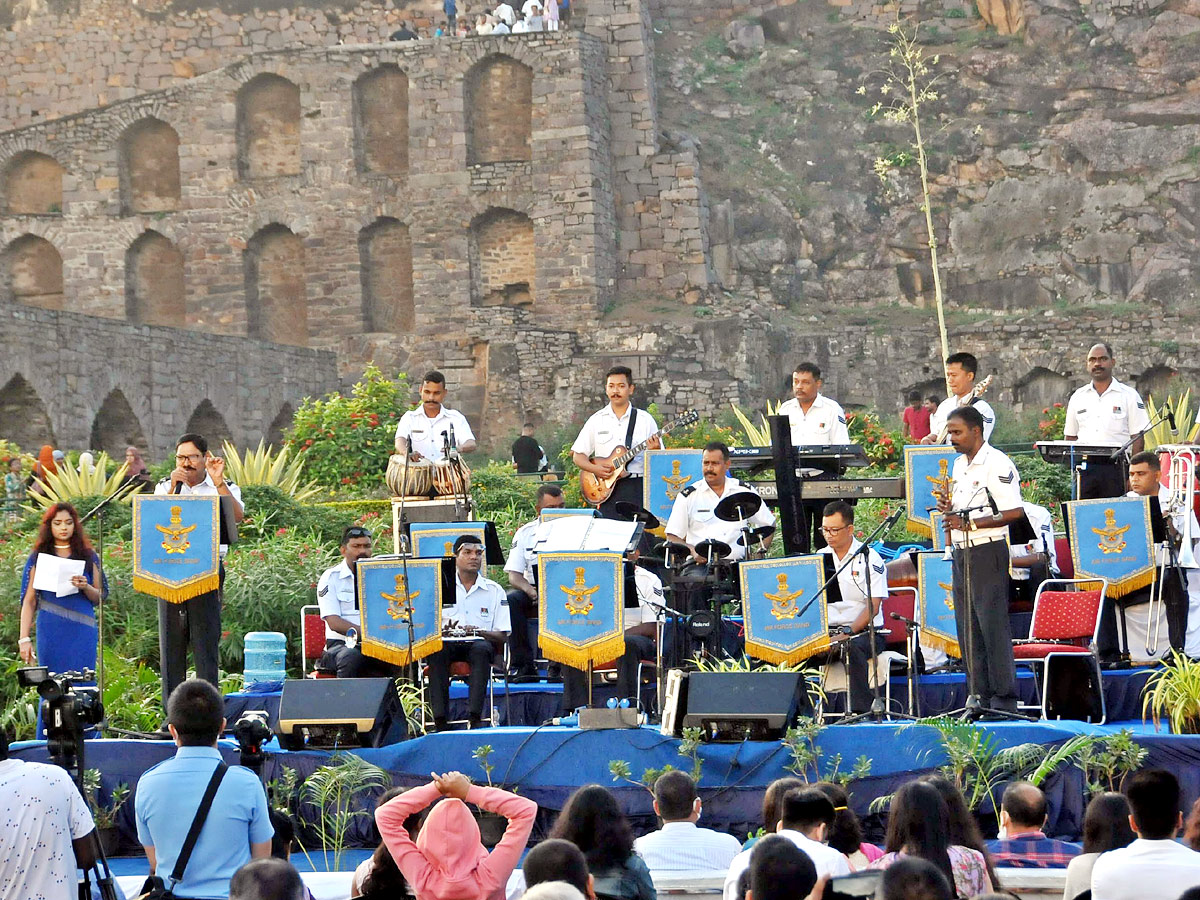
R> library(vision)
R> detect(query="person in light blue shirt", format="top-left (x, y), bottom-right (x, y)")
top-left (136, 679), bottom-right (273, 898)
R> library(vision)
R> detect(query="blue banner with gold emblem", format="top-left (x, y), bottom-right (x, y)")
top-left (537, 552), bottom-right (626, 669)
top-left (905, 445), bottom-right (958, 537)
top-left (1066, 496), bottom-right (1154, 598)
top-left (132, 495), bottom-right (221, 603)
top-left (410, 522), bottom-right (488, 558)
top-left (739, 555), bottom-right (829, 664)
top-left (918, 551), bottom-right (959, 658)
top-left (357, 557), bottom-right (443, 665)
top-left (643, 449), bottom-right (704, 528)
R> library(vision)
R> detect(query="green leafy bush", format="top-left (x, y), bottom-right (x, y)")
top-left (846, 410), bottom-right (902, 469)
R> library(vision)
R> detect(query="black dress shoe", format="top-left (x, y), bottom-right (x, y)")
top-left (509, 665), bottom-right (539, 684)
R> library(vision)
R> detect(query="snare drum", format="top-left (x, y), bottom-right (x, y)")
top-left (385, 455), bottom-right (434, 498)
top-left (432, 458), bottom-right (472, 496)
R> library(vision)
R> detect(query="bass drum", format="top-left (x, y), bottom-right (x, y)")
top-left (385, 455), bottom-right (434, 498)
top-left (432, 458), bottom-right (472, 497)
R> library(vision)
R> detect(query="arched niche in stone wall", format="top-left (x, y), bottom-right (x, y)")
top-left (266, 402), bottom-right (294, 449)
top-left (353, 66), bottom-right (409, 176)
top-left (1, 151), bottom-right (64, 215)
top-left (1136, 364), bottom-right (1179, 406)
top-left (1, 234), bottom-right (64, 310)
top-left (186, 399), bottom-right (234, 453)
top-left (0, 374), bottom-right (56, 450)
top-left (119, 117), bottom-right (181, 215)
top-left (468, 208), bottom-right (535, 308)
top-left (359, 217), bottom-right (414, 332)
top-left (89, 388), bottom-right (148, 457)
top-left (236, 74), bottom-right (302, 179)
top-left (1013, 367), bottom-right (1073, 411)
top-left (126, 230), bottom-right (186, 327)
top-left (244, 223), bottom-right (308, 346)
top-left (464, 55), bottom-right (532, 166)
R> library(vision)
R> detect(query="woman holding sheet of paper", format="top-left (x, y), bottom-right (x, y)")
top-left (18, 502), bottom-right (106, 675)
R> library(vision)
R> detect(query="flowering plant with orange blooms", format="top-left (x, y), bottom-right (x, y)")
top-left (845, 410), bottom-right (903, 470)
top-left (1038, 402), bottom-right (1066, 440)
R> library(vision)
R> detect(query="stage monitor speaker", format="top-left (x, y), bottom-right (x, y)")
top-left (1043, 654), bottom-right (1106, 724)
top-left (682, 671), bottom-right (806, 740)
top-left (275, 677), bottom-right (406, 750)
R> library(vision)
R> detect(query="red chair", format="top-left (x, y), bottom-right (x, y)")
top-left (301, 604), bottom-right (336, 678)
top-left (1012, 578), bottom-right (1107, 722)
top-left (1054, 536), bottom-right (1074, 579)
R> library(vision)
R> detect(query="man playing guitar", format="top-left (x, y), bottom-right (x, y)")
top-left (571, 366), bottom-right (661, 518)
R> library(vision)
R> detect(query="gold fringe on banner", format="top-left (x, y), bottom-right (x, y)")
top-left (906, 518), bottom-right (932, 538)
top-left (539, 633), bottom-right (628, 672)
top-left (132, 572), bottom-right (220, 604)
top-left (1102, 569), bottom-right (1153, 599)
top-left (745, 637), bottom-right (831, 667)
top-left (922, 632), bottom-right (960, 658)
top-left (362, 636), bottom-right (441, 667)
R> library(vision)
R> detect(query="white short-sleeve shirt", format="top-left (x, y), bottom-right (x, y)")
top-left (154, 471), bottom-right (243, 554)
top-left (316, 559), bottom-right (359, 641)
top-left (665, 477), bottom-right (775, 561)
top-left (1010, 502), bottom-right (1059, 580)
top-left (571, 404), bottom-right (659, 475)
top-left (444, 573), bottom-right (510, 633)
top-left (777, 394), bottom-right (850, 446)
top-left (632, 565), bottom-right (664, 625)
top-left (929, 395), bottom-right (996, 443)
top-left (504, 519), bottom-right (540, 583)
top-left (395, 405), bottom-right (475, 462)
top-left (1064, 378), bottom-right (1150, 447)
top-left (949, 443), bottom-right (1023, 547)
top-left (0, 758), bottom-right (95, 900)
top-left (818, 539), bottom-right (887, 628)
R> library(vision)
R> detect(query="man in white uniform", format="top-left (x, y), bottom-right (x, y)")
top-left (923, 351), bottom-right (996, 445)
top-left (504, 483), bottom-right (566, 679)
top-left (425, 534), bottom-right (509, 731)
top-left (1009, 501), bottom-right (1059, 609)
top-left (1063, 342), bottom-right (1150, 499)
top-left (316, 525), bottom-right (395, 678)
top-left (394, 370), bottom-right (477, 462)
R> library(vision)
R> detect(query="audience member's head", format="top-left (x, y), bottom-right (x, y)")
top-left (1082, 791), bottom-right (1136, 855)
top-left (653, 770), bottom-right (700, 823)
top-left (921, 775), bottom-right (998, 886)
top-left (734, 867), bottom-right (751, 900)
top-left (1177, 889), bottom-right (1200, 900)
top-left (229, 858), bottom-right (305, 900)
top-left (549, 784), bottom-right (635, 871)
top-left (1126, 769), bottom-right (1182, 840)
top-left (813, 781), bottom-right (863, 857)
top-left (360, 787), bottom-right (417, 898)
top-left (522, 884), bottom-right (587, 900)
top-left (884, 781), bottom-right (956, 894)
top-left (999, 781), bottom-right (1047, 835)
top-left (268, 808), bottom-right (295, 859)
top-left (878, 855), bottom-right (953, 900)
top-left (747, 834), bottom-right (817, 900)
top-left (523, 838), bottom-right (593, 899)
top-left (778, 788), bottom-right (835, 842)
top-left (167, 678), bottom-right (225, 746)
top-left (760, 777), bottom-right (805, 834)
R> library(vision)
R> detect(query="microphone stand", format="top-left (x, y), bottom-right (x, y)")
top-left (642, 595), bottom-right (687, 719)
top-left (81, 478), bottom-right (136, 709)
top-left (1087, 405), bottom-right (1173, 498)
top-left (889, 610), bottom-right (922, 717)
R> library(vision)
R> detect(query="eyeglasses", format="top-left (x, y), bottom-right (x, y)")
top-left (344, 526), bottom-right (373, 540)
top-left (175, 453), bottom-right (202, 463)
top-left (820, 524), bottom-right (851, 535)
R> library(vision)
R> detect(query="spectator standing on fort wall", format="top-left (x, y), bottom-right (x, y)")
top-left (495, 1), bottom-right (516, 26)
top-left (444, 0), bottom-right (457, 31)
top-left (545, 0), bottom-right (559, 30)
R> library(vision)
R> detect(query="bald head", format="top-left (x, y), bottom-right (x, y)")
top-left (1001, 781), bottom-right (1047, 832)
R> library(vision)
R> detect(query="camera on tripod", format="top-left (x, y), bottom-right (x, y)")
top-left (17, 667), bottom-right (104, 767)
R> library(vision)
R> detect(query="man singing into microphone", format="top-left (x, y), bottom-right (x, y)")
top-left (937, 407), bottom-right (1024, 717)
top-left (394, 370), bottom-right (477, 462)
top-left (154, 433), bottom-right (244, 712)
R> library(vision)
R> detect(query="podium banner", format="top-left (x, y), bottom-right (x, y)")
top-left (132, 495), bottom-right (220, 603)
top-left (904, 445), bottom-right (958, 536)
top-left (918, 552), bottom-right (959, 658)
top-left (1066, 496), bottom-right (1153, 598)
top-left (357, 557), bottom-right (443, 665)
top-left (739, 555), bottom-right (829, 665)
top-left (537, 552), bottom-right (626, 669)
top-left (643, 449), bottom-right (704, 526)
top-left (410, 522), bottom-right (487, 558)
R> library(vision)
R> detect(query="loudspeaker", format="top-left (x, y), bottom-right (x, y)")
top-left (275, 677), bottom-right (406, 750)
top-left (682, 671), bottom-right (806, 740)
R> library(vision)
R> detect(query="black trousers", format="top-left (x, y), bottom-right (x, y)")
top-left (562, 633), bottom-right (656, 712)
top-left (159, 577), bottom-right (222, 709)
top-left (507, 587), bottom-right (538, 671)
top-left (1097, 574), bottom-right (1187, 658)
top-left (425, 638), bottom-right (494, 721)
top-left (1078, 459), bottom-right (1126, 500)
top-left (797, 499), bottom-right (828, 553)
top-left (810, 630), bottom-right (886, 713)
top-left (319, 641), bottom-right (400, 679)
top-left (598, 476), bottom-right (644, 520)
top-left (952, 539), bottom-right (1018, 711)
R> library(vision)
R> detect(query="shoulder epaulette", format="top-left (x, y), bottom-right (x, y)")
top-left (681, 485), bottom-right (697, 497)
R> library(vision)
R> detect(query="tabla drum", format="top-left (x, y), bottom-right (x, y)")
top-left (385, 455), bottom-right (434, 498)
top-left (432, 458), bottom-right (472, 497)
top-left (885, 552), bottom-right (919, 591)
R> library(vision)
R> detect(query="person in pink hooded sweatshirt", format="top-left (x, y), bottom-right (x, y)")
top-left (376, 770), bottom-right (538, 900)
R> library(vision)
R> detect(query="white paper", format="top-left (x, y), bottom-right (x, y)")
top-left (32, 553), bottom-right (86, 597)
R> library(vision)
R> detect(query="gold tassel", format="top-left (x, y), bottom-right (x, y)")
top-left (1102, 568), bottom-right (1155, 599)
top-left (907, 518), bottom-right (932, 537)
top-left (922, 632), bottom-right (961, 658)
top-left (132, 572), bottom-right (221, 604)
top-left (361, 636), bottom-right (442, 667)
top-left (539, 633), bottom-right (629, 671)
top-left (746, 637), bottom-right (831, 666)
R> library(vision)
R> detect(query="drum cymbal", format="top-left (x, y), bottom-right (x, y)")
top-left (737, 524), bottom-right (776, 546)
top-left (694, 539), bottom-right (733, 561)
top-left (714, 492), bottom-right (763, 522)
top-left (613, 501), bottom-right (661, 530)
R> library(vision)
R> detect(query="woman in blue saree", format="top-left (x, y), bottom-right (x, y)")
top-left (18, 502), bottom-right (106, 676)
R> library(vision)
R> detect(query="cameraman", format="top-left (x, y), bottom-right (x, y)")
top-left (136, 679), bottom-right (273, 898)
top-left (0, 727), bottom-right (97, 899)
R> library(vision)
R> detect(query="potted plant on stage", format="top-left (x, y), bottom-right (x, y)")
top-left (84, 768), bottom-right (130, 856)
top-left (1144, 651), bottom-right (1200, 734)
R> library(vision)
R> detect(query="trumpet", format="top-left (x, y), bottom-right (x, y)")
top-left (1147, 446), bottom-right (1198, 655)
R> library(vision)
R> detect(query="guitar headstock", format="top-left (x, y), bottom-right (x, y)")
top-left (667, 410), bottom-right (700, 431)
top-left (974, 375), bottom-right (994, 398)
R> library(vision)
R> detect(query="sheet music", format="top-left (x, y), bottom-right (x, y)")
top-left (32, 553), bottom-right (86, 597)
top-left (532, 516), bottom-right (643, 555)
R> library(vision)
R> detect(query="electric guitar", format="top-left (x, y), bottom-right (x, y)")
top-left (934, 374), bottom-right (994, 444)
top-left (580, 410), bottom-right (699, 506)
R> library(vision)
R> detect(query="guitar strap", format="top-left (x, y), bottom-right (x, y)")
top-left (624, 407), bottom-right (640, 465)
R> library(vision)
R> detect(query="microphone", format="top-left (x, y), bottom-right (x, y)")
top-left (985, 488), bottom-right (1000, 516)
top-left (172, 478), bottom-right (183, 495)
top-left (885, 507), bottom-right (904, 529)
top-left (890, 611), bottom-right (917, 627)
top-left (1167, 403), bottom-right (1178, 432)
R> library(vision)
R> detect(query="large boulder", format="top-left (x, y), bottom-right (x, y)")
top-left (724, 19), bottom-right (766, 59)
